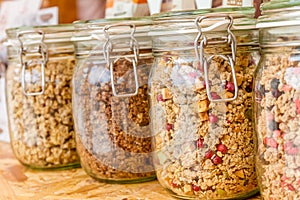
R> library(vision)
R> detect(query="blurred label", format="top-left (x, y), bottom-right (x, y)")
top-left (105, 0), bottom-right (149, 18)
top-left (35, 7), bottom-right (58, 26)
top-left (195, 0), bottom-right (253, 8)
top-left (148, 0), bottom-right (195, 15)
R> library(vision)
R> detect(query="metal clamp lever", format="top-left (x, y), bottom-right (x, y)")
top-left (194, 14), bottom-right (237, 102)
top-left (103, 23), bottom-right (139, 98)
top-left (18, 30), bottom-right (48, 96)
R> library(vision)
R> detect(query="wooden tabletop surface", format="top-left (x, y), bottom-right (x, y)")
top-left (0, 141), bottom-right (261, 200)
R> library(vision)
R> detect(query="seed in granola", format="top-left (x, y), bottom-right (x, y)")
top-left (197, 138), bottom-right (205, 149)
top-left (212, 155), bottom-right (222, 165)
top-left (192, 184), bottom-right (200, 192)
top-left (209, 114), bottom-right (218, 124)
top-left (270, 78), bottom-right (280, 90)
top-left (205, 149), bottom-right (214, 159)
top-left (217, 144), bottom-right (228, 154)
top-left (225, 81), bottom-right (235, 93)
top-left (166, 123), bottom-right (173, 131)
top-left (263, 137), bottom-right (278, 149)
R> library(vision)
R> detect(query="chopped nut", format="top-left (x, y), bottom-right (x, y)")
top-left (198, 100), bottom-right (209, 112)
top-left (162, 88), bottom-right (173, 100)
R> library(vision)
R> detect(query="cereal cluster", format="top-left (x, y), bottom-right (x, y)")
top-left (255, 50), bottom-right (300, 200)
top-left (150, 51), bottom-right (258, 199)
top-left (6, 57), bottom-right (79, 168)
top-left (74, 57), bottom-right (155, 181)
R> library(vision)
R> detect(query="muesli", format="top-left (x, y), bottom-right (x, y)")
top-left (255, 51), bottom-right (300, 200)
top-left (150, 51), bottom-right (258, 199)
top-left (74, 57), bottom-right (155, 181)
top-left (6, 57), bottom-right (79, 168)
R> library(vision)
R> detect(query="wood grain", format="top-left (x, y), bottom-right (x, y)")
top-left (0, 142), bottom-right (261, 200)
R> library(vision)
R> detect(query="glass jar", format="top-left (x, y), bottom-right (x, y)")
top-left (255, 1), bottom-right (300, 199)
top-left (149, 7), bottom-right (259, 199)
top-left (5, 25), bottom-right (79, 169)
top-left (0, 40), bottom-right (8, 141)
top-left (72, 18), bottom-right (155, 183)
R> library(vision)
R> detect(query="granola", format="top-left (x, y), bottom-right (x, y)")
top-left (73, 57), bottom-right (155, 182)
top-left (6, 57), bottom-right (79, 168)
top-left (150, 51), bottom-right (258, 199)
top-left (254, 50), bottom-right (300, 200)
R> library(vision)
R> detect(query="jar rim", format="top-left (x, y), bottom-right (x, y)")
top-left (6, 24), bottom-right (74, 44)
top-left (149, 7), bottom-right (256, 37)
top-left (257, 0), bottom-right (300, 28)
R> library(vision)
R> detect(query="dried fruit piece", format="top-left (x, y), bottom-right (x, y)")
top-left (212, 155), bottom-right (222, 165)
top-left (217, 144), bottom-right (228, 154)
top-left (209, 114), bottom-right (218, 124)
top-left (192, 184), bottom-right (200, 192)
top-left (171, 180), bottom-right (181, 188)
top-left (162, 88), bottom-right (173, 100)
top-left (205, 149), bottom-right (214, 159)
top-left (225, 81), bottom-right (235, 92)
top-left (157, 94), bottom-right (164, 102)
top-left (211, 92), bottom-right (221, 100)
top-left (197, 138), bottom-right (205, 149)
top-left (263, 137), bottom-right (278, 149)
top-left (166, 123), bottom-right (173, 131)
top-left (198, 100), bottom-right (209, 112)
top-left (235, 170), bottom-right (245, 179)
top-left (199, 112), bottom-right (208, 122)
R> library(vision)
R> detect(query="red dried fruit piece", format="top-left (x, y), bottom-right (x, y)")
top-left (273, 130), bottom-right (281, 138)
top-left (282, 84), bottom-right (292, 92)
top-left (225, 81), bottom-right (235, 93)
top-left (197, 138), bottom-right (205, 149)
top-left (171, 180), bottom-right (180, 188)
top-left (205, 149), bottom-right (214, 159)
top-left (286, 147), bottom-right (299, 155)
top-left (211, 92), bottom-right (221, 100)
top-left (166, 123), bottom-right (173, 131)
top-left (156, 94), bottom-right (164, 102)
top-left (295, 99), bottom-right (300, 114)
top-left (192, 184), bottom-right (200, 192)
top-left (263, 137), bottom-right (278, 149)
top-left (217, 144), bottom-right (228, 154)
top-left (284, 141), bottom-right (294, 151)
top-left (287, 184), bottom-right (295, 191)
top-left (212, 155), bottom-right (222, 165)
top-left (209, 114), bottom-right (218, 124)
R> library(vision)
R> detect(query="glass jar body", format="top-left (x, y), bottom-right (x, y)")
top-left (150, 30), bottom-right (259, 199)
top-left (6, 53), bottom-right (79, 169)
top-left (73, 52), bottom-right (156, 183)
top-left (254, 29), bottom-right (300, 200)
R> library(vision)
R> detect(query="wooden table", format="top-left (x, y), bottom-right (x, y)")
top-left (0, 142), bottom-right (261, 200)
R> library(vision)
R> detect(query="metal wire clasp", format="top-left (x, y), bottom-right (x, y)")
top-left (194, 15), bottom-right (238, 102)
top-left (103, 24), bottom-right (139, 98)
top-left (18, 30), bottom-right (48, 96)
